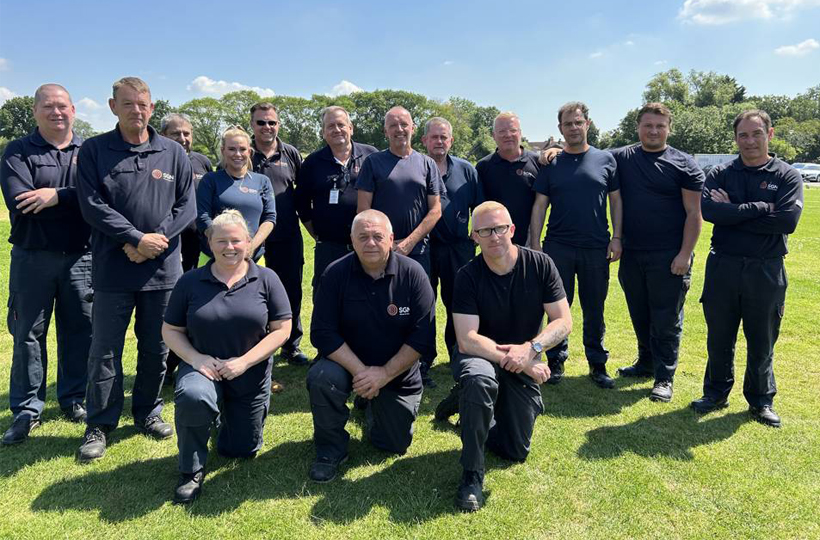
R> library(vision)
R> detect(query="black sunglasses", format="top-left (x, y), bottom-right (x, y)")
top-left (255, 120), bottom-right (279, 127)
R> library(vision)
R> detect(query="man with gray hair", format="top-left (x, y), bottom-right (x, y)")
top-left (295, 106), bottom-right (377, 290)
top-left (356, 106), bottom-right (444, 387)
top-left (420, 117), bottom-right (484, 419)
top-left (0, 84), bottom-right (93, 445)
top-left (307, 210), bottom-right (435, 482)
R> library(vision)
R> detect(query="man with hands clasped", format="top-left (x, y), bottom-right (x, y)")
top-left (452, 201), bottom-right (572, 512)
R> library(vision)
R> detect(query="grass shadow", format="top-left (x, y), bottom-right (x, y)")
top-left (577, 408), bottom-right (748, 461)
top-left (541, 375), bottom-right (647, 418)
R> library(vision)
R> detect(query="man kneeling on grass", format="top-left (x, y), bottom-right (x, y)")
top-left (306, 210), bottom-right (435, 482)
top-left (451, 201), bottom-right (572, 511)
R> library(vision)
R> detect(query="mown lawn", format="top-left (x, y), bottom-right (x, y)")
top-left (0, 189), bottom-right (818, 540)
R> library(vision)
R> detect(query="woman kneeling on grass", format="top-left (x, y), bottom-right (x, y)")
top-left (162, 208), bottom-right (292, 504)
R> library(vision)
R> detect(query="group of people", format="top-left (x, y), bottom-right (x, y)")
top-left (0, 76), bottom-right (804, 512)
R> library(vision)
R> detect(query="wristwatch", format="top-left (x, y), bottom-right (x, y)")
top-left (529, 340), bottom-right (543, 355)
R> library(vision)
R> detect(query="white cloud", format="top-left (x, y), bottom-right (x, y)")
top-left (589, 51), bottom-right (604, 59)
top-left (774, 38), bottom-right (820, 55)
top-left (625, 40), bottom-right (635, 46)
top-left (443, 60), bottom-right (455, 66)
top-left (679, 0), bottom-right (820, 25)
top-left (187, 75), bottom-right (275, 97)
top-left (77, 97), bottom-right (103, 110)
top-left (326, 80), bottom-right (364, 97)
top-left (655, 60), bottom-right (669, 65)
top-left (0, 58), bottom-right (8, 71)
top-left (0, 86), bottom-right (16, 104)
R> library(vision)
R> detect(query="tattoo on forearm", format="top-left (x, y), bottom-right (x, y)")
top-left (541, 322), bottom-right (570, 350)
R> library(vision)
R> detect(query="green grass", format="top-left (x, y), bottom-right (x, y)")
top-left (1, 190), bottom-right (819, 540)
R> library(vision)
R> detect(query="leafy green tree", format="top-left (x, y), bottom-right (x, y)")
top-left (148, 99), bottom-right (174, 131)
top-left (221, 90), bottom-right (263, 130)
top-left (0, 96), bottom-right (36, 139)
top-left (768, 137), bottom-right (797, 162)
top-left (177, 97), bottom-right (224, 163)
top-left (643, 69), bottom-right (690, 104)
top-left (73, 118), bottom-right (97, 140)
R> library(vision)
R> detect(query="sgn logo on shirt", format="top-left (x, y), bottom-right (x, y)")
top-left (387, 304), bottom-right (410, 317)
top-left (151, 169), bottom-right (175, 182)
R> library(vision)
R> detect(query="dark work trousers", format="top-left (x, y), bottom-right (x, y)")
top-left (700, 252), bottom-right (787, 408)
top-left (408, 247), bottom-right (437, 372)
top-left (85, 289), bottom-right (172, 430)
top-left (543, 240), bottom-right (609, 365)
top-left (454, 351), bottom-right (543, 473)
top-left (175, 359), bottom-right (271, 473)
top-left (618, 249), bottom-right (692, 382)
top-left (430, 239), bottom-right (475, 363)
top-left (165, 230), bottom-right (201, 380)
top-left (264, 235), bottom-right (304, 353)
top-left (312, 240), bottom-right (354, 292)
top-left (7, 247), bottom-right (92, 420)
top-left (306, 358), bottom-right (421, 462)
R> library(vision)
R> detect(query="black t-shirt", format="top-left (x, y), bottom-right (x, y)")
top-left (432, 155), bottom-right (484, 244)
top-left (295, 142), bottom-right (378, 244)
top-left (164, 260), bottom-right (292, 360)
top-left (355, 149), bottom-right (444, 255)
top-left (452, 246), bottom-right (566, 345)
top-left (533, 146), bottom-right (619, 248)
top-left (476, 148), bottom-right (541, 246)
top-left (610, 144), bottom-right (704, 251)
top-left (702, 157), bottom-right (804, 258)
top-left (252, 138), bottom-right (302, 243)
top-left (311, 252), bottom-right (436, 394)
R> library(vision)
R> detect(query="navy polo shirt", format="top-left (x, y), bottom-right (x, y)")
top-left (355, 149), bottom-right (444, 255)
top-left (534, 146), bottom-right (619, 248)
top-left (183, 151), bottom-right (213, 233)
top-left (609, 144), bottom-right (704, 251)
top-left (702, 157), bottom-right (803, 258)
top-left (431, 155), bottom-right (484, 244)
top-left (1, 128), bottom-right (90, 252)
top-left (311, 251), bottom-right (436, 395)
top-left (77, 124), bottom-right (195, 292)
top-left (252, 137), bottom-right (302, 243)
top-left (475, 148), bottom-right (541, 246)
top-left (453, 246), bottom-right (565, 346)
top-left (195, 169), bottom-right (276, 259)
top-left (164, 260), bottom-right (292, 360)
top-left (295, 141), bottom-right (378, 244)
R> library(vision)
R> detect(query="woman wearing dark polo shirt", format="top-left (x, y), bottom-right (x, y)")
top-left (196, 126), bottom-right (276, 261)
top-left (162, 209), bottom-right (292, 504)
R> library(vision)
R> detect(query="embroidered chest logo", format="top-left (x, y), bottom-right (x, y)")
top-left (759, 181), bottom-right (778, 191)
top-left (387, 304), bottom-right (410, 317)
top-left (516, 169), bottom-right (535, 179)
top-left (152, 169), bottom-right (175, 182)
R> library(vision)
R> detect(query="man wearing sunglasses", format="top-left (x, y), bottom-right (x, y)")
top-left (451, 201), bottom-right (571, 511)
top-left (295, 106), bottom-right (377, 293)
top-left (250, 102), bottom-right (309, 367)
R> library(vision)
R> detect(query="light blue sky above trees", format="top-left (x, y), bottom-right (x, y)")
top-left (0, 0), bottom-right (817, 141)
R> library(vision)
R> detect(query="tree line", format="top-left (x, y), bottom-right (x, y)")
top-left (1, 70), bottom-right (818, 164)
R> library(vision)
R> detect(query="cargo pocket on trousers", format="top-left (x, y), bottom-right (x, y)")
top-left (6, 294), bottom-right (17, 335)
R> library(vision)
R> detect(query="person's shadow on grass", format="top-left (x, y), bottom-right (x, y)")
top-left (577, 407), bottom-right (748, 461)
top-left (541, 375), bottom-right (647, 418)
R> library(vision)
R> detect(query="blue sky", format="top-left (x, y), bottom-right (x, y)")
top-left (1, 0), bottom-right (818, 142)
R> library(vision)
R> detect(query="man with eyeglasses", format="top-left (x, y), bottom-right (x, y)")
top-left (356, 106), bottom-right (444, 387)
top-left (295, 106), bottom-right (377, 293)
top-left (529, 101), bottom-right (622, 390)
top-left (75, 77), bottom-right (195, 462)
top-left (475, 112), bottom-right (542, 247)
top-left (250, 102), bottom-right (309, 367)
top-left (451, 201), bottom-right (571, 511)
top-left (420, 117), bottom-right (484, 420)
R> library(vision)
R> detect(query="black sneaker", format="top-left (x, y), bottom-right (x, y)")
top-left (455, 469), bottom-right (485, 512)
top-left (750, 405), bottom-right (781, 428)
top-left (649, 380), bottom-right (673, 402)
top-left (137, 415), bottom-right (173, 440)
top-left (309, 454), bottom-right (348, 483)
top-left (690, 395), bottom-right (729, 414)
top-left (282, 347), bottom-right (309, 366)
top-left (546, 359), bottom-right (565, 385)
top-left (173, 469), bottom-right (205, 504)
top-left (434, 383), bottom-right (461, 421)
top-left (1, 416), bottom-right (41, 446)
top-left (61, 403), bottom-right (87, 423)
top-left (589, 365), bottom-right (615, 389)
top-left (616, 362), bottom-right (653, 378)
top-left (77, 426), bottom-right (107, 463)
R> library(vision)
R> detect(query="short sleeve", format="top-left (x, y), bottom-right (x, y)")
top-left (164, 274), bottom-right (192, 327)
top-left (540, 254), bottom-right (566, 304)
top-left (263, 269), bottom-right (293, 322)
top-left (533, 165), bottom-right (550, 196)
top-left (452, 263), bottom-right (480, 315)
top-left (355, 154), bottom-right (376, 193)
top-left (606, 154), bottom-right (620, 192)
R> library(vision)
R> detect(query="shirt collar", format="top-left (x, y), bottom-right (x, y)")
top-left (199, 259), bottom-right (261, 284)
top-left (30, 127), bottom-right (82, 149)
top-left (108, 124), bottom-right (166, 152)
top-left (491, 146), bottom-right (528, 164)
top-left (731, 155), bottom-right (779, 173)
top-left (351, 251), bottom-right (398, 279)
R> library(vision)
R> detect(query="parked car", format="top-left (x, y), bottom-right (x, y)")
top-left (795, 163), bottom-right (820, 182)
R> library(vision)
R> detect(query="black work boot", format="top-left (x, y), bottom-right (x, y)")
top-left (173, 469), bottom-right (205, 504)
top-left (77, 426), bottom-right (108, 463)
top-left (455, 469), bottom-right (485, 512)
top-left (1, 416), bottom-right (41, 446)
top-left (434, 383), bottom-right (460, 421)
